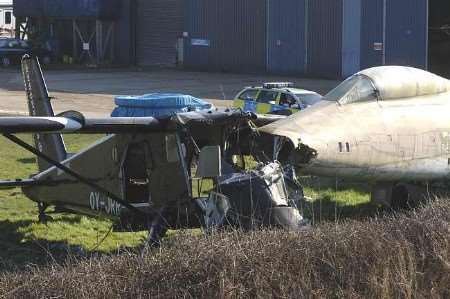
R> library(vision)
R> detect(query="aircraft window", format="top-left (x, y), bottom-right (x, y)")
top-left (295, 93), bottom-right (321, 107)
top-left (323, 75), bottom-right (378, 105)
top-left (4, 11), bottom-right (11, 25)
top-left (238, 89), bottom-right (258, 101)
top-left (257, 90), bottom-right (278, 104)
top-left (165, 135), bottom-right (179, 162)
top-left (338, 142), bottom-right (343, 153)
top-left (346, 142), bottom-right (350, 152)
top-left (123, 143), bottom-right (150, 204)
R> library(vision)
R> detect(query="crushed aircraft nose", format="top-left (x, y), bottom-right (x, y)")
top-left (290, 143), bottom-right (318, 166)
top-left (199, 162), bottom-right (308, 230)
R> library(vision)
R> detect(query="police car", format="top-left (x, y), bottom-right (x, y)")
top-left (233, 82), bottom-right (322, 115)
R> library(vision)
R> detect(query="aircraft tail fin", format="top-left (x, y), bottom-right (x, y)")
top-left (21, 55), bottom-right (67, 171)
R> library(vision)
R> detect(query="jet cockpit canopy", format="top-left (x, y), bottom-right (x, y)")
top-left (324, 66), bottom-right (450, 105)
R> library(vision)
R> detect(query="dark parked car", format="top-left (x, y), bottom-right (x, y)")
top-left (0, 38), bottom-right (52, 67)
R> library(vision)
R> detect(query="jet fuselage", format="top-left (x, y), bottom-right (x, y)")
top-left (261, 66), bottom-right (450, 182)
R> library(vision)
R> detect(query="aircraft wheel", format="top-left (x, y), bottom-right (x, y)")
top-left (147, 226), bottom-right (167, 247)
top-left (391, 184), bottom-right (411, 210)
top-left (37, 202), bottom-right (52, 224)
top-left (38, 213), bottom-right (53, 224)
top-left (146, 210), bottom-right (168, 247)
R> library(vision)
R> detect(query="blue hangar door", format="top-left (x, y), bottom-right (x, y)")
top-left (385, 0), bottom-right (428, 68)
top-left (267, 0), bottom-right (307, 74)
top-left (361, 0), bottom-right (428, 69)
top-left (135, 0), bottom-right (184, 66)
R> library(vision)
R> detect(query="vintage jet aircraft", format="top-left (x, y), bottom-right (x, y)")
top-left (260, 65), bottom-right (450, 208)
top-left (0, 56), bottom-right (305, 245)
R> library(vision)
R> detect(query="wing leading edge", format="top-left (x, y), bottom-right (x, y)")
top-left (0, 116), bottom-right (169, 134)
top-left (0, 110), bottom-right (284, 134)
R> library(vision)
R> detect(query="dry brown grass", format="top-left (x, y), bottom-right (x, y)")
top-left (0, 199), bottom-right (449, 298)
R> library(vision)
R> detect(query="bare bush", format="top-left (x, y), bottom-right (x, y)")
top-left (0, 199), bottom-right (449, 298)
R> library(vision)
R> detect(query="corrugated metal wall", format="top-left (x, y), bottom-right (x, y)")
top-left (267, 0), bottom-right (307, 74)
top-left (360, 0), bottom-right (428, 70)
top-left (136, 0), bottom-right (183, 66)
top-left (307, 0), bottom-right (343, 78)
top-left (184, 0), bottom-right (266, 73)
top-left (183, 0), bottom-right (429, 78)
top-left (114, 0), bottom-right (133, 65)
top-left (360, 0), bottom-right (384, 69)
top-left (385, 0), bottom-right (428, 68)
top-left (341, 0), bottom-right (361, 77)
top-left (183, 0), bottom-right (220, 70)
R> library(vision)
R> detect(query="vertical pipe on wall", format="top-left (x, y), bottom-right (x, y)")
top-left (130, 0), bottom-right (137, 66)
top-left (266, 0), bottom-right (269, 71)
top-left (72, 19), bottom-right (77, 62)
top-left (383, 0), bottom-right (387, 65)
top-left (425, 0), bottom-right (429, 70)
top-left (304, 0), bottom-right (309, 73)
top-left (96, 20), bottom-right (102, 64)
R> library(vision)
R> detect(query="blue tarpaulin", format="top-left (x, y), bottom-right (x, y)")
top-left (111, 93), bottom-right (213, 118)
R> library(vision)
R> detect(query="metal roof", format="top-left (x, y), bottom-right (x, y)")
top-left (13, 0), bottom-right (120, 18)
top-left (0, 0), bottom-right (12, 6)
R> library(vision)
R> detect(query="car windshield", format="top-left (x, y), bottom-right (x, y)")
top-left (295, 93), bottom-right (321, 106)
top-left (257, 90), bottom-right (278, 104)
top-left (238, 89), bottom-right (258, 101)
top-left (323, 75), bottom-right (378, 105)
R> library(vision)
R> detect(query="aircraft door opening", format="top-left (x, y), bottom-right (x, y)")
top-left (122, 142), bottom-right (151, 205)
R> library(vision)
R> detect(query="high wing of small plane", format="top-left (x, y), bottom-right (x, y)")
top-left (0, 56), bottom-right (302, 245)
top-left (260, 65), bottom-right (450, 208)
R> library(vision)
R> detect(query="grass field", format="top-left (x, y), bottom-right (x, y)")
top-left (0, 133), bottom-right (377, 270)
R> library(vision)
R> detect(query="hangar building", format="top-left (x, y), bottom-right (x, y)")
top-left (13, 0), bottom-right (450, 78)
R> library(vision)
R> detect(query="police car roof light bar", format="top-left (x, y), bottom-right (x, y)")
top-left (263, 82), bottom-right (294, 89)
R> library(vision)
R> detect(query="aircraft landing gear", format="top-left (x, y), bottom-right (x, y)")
top-left (37, 202), bottom-right (52, 224)
top-left (145, 209), bottom-right (168, 247)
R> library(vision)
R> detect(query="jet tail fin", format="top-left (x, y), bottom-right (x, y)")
top-left (21, 55), bottom-right (67, 171)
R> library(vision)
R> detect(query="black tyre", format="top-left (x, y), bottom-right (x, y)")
top-left (391, 184), bottom-right (411, 210)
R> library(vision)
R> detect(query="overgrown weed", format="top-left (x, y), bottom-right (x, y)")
top-left (0, 199), bottom-right (449, 298)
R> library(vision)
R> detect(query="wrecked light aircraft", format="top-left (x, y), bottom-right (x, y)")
top-left (0, 56), bottom-right (305, 245)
